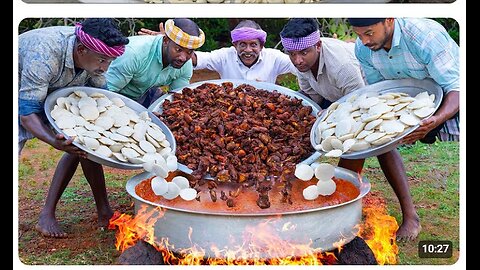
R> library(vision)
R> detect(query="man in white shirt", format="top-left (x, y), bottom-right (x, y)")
top-left (139, 20), bottom-right (296, 84)
top-left (281, 18), bottom-right (421, 242)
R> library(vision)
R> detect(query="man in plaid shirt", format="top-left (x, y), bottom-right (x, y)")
top-left (349, 18), bottom-right (460, 143)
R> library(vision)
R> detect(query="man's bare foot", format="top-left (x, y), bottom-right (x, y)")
top-left (97, 211), bottom-right (114, 229)
top-left (35, 216), bottom-right (68, 238)
top-left (396, 217), bottom-right (421, 242)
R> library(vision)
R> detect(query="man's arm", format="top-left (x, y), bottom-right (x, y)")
top-left (19, 113), bottom-right (85, 156)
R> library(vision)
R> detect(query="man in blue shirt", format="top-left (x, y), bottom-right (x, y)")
top-left (348, 18), bottom-right (460, 241)
top-left (106, 19), bottom-right (205, 107)
top-left (349, 18), bottom-right (459, 143)
top-left (19, 18), bottom-right (129, 238)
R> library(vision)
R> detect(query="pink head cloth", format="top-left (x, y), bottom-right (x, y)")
top-left (230, 27), bottom-right (267, 44)
top-left (74, 23), bottom-right (125, 58)
top-left (281, 30), bottom-right (320, 51)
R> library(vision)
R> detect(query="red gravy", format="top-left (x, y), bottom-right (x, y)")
top-left (135, 171), bottom-right (360, 214)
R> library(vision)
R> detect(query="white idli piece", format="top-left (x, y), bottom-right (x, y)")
top-left (109, 143), bottom-right (123, 153)
top-left (325, 149), bottom-right (343, 157)
top-left (335, 119), bottom-right (352, 137)
top-left (317, 179), bottom-right (337, 196)
top-left (380, 120), bottom-right (405, 134)
top-left (294, 163), bottom-right (314, 181)
top-left (172, 176), bottom-right (190, 189)
top-left (63, 128), bottom-right (77, 137)
top-left (369, 102), bottom-right (393, 115)
top-left (139, 140), bottom-right (156, 153)
top-left (83, 137), bottom-right (100, 150)
top-left (127, 157), bottom-right (145, 164)
top-left (166, 155), bottom-right (178, 171)
top-left (399, 113), bottom-right (420, 126)
top-left (159, 139), bottom-right (171, 148)
top-left (95, 116), bottom-right (114, 130)
top-left (55, 116), bottom-right (76, 129)
top-left (98, 136), bottom-right (116, 146)
top-left (414, 107), bottom-right (436, 118)
top-left (74, 90), bottom-right (88, 98)
top-left (364, 132), bottom-right (387, 143)
top-left (159, 147), bottom-right (173, 157)
top-left (330, 138), bottom-right (344, 151)
top-left (77, 96), bottom-right (96, 108)
top-left (359, 97), bottom-right (380, 109)
top-left (162, 182), bottom-right (181, 200)
top-left (143, 160), bottom-right (154, 172)
top-left (111, 97), bottom-right (125, 107)
top-left (152, 159), bottom-right (169, 178)
top-left (83, 130), bottom-right (102, 139)
top-left (364, 119), bottom-right (383, 131)
top-left (112, 152), bottom-right (127, 162)
top-left (147, 126), bottom-right (166, 141)
top-left (314, 163), bottom-right (335, 181)
top-left (342, 138), bottom-right (356, 153)
top-left (121, 147), bottom-right (140, 159)
top-left (79, 105), bottom-right (100, 121)
top-left (302, 185), bottom-right (319, 200)
top-left (321, 128), bottom-right (336, 140)
top-left (116, 125), bottom-right (135, 137)
top-left (349, 140), bottom-right (371, 151)
top-left (145, 133), bottom-right (161, 148)
top-left (151, 176), bottom-right (168, 196)
top-left (94, 145), bottom-right (113, 158)
top-left (179, 188), bottom-right (197, 201)
top-left (96, 97), bottom-right (113, 107)
top-left (407, 98), bottom-right (433, 110)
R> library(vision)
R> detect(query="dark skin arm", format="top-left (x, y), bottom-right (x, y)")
top-left (20, 113), bottom-right (87, 158)
top-left (402, 91), bottom-right (459, 144)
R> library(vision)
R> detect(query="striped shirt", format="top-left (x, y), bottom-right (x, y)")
top-left (296, 38), bottom-right (366, 107)
top-left (18, 26), bottom-right (106, 144)
top-left (195, 47), bottom-right (296, 84)
top-left (354, 18), bottom-right (460, 141)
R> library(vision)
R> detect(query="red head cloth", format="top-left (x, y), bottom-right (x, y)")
top-left (75, 23), bottom-right (125, 58)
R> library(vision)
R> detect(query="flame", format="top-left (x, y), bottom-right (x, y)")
top-left (110, 196), bottom-right (399, 265)
top-left (109, 204), bottom-right (165, 252)
top-left (359, 195), bottom-right (399, 265)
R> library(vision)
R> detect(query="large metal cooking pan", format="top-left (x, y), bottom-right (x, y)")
top-left (44, 86), bottom-right (176, 170)
top-left (148, 79), bottom-right (323, 175)
top-left (126, 166), bottom-right (371, 258)
top-left (311, 78), bottom-right (443, 160)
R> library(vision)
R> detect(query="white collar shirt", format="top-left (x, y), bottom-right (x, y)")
top-left (195, 46), bottom-right (296, 84)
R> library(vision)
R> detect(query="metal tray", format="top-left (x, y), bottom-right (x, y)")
top-left (44, 86), bottom-right (176, 170)
top-left (310, 78), bottom-right (444, 159)
top-left (148, 79), bottom-right (322, 176)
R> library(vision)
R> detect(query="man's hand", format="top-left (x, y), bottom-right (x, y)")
top-left (138, 22), bottom-right (165, 36)
top-left (53, 133), bottom-right (88, 158)
top-left (401, 115), bottom-right (440, 145)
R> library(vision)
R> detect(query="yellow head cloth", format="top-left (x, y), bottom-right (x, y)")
top-left (164, 19), bottom-right (205, 50)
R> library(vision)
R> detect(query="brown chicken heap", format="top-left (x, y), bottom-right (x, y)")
top-left (158, 82), bottom-right (317, 209)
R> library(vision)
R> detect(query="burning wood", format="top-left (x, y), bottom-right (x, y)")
top-left (109, 195), bottom-right (399, 265)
